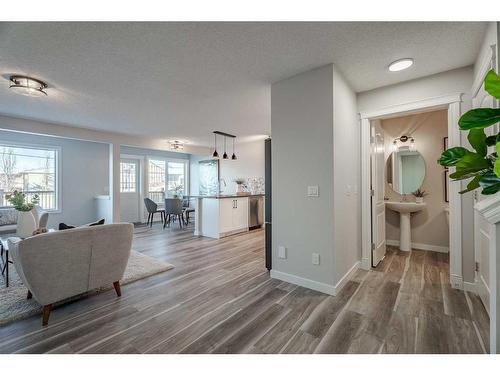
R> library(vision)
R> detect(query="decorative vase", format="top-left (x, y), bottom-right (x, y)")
top-left (415, 197), bottom-right (424, 203)
top-left (16, 210), bottom-right (37, 238)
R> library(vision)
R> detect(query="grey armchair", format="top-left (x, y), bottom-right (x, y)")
top-left (164, 198), bottom-right (184, 229)
top-left (9, 223), bottom-right (133, 326)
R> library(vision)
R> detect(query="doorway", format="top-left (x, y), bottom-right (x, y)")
top-left (120, 157), bottom-right (142, 223)
top-left (360, 94), bottom-right (464, 288)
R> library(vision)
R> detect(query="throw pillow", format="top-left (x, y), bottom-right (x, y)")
top-left (88, 219), bottom-right (105, 226)
top-left (58, 222), bottom-right (76, 230)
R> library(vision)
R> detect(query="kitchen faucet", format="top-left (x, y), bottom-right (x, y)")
top-left (219, 178), bottom-right (226, 194)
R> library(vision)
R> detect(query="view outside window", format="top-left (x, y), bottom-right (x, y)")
top-left (120, 162), bottom-right (137, 193)
top-left (147, 159), bottom-right (186, 202)
top-left (0, 145), bottom-right (58, 210)
top-left (148, 159), bottom-right (166, 203)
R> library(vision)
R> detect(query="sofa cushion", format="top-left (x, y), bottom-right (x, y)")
top-left (0, 208), bottom-right (17, 226)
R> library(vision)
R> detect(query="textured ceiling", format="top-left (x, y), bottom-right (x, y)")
top-left (0, 22), bottom-right (487, 145)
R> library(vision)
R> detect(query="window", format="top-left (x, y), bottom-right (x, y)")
top-left (147, 158), bottom-right (187, 203)
top-left (120, 161), bottom-right (137, 193)
top-left (0, 144), bottom-right (59, 210)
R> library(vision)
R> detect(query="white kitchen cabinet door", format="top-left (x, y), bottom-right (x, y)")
top-left (219, 199), bottom-right (235, 233)
top-left (232, 198), bottom-right (249, 230)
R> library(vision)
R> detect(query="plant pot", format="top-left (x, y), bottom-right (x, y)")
top-left (16, 210), bottom-right (37, 238)
top-left (415, 197), bottom-right (424, 204)
top-left (236, 184), bottom-right (244, 193)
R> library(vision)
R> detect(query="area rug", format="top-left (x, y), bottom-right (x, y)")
top-left (0, 251), bottom-right (174, 325)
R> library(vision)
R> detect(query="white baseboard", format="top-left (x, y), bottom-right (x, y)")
top-left (386, 239), bottom-right (449, 253)
top-left (463, 281), bottom-right (478, 293)
top-left (334, 261), bottom-right (360, 292)
top-left (270, 270), bottom-right (336, 296)
top-left (270, 261), bottom-right (360, 296)
top-left (361, 257), bottom-right (371, 270)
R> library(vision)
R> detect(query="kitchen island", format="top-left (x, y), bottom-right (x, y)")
top-left (191, 194), bottom-right (264, 239)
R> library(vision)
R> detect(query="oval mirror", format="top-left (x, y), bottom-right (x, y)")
top-left (386, 149), bottom-right (426, 195)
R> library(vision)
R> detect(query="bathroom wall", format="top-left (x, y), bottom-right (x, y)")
top-left (381, 110), bottom-right (449, 251)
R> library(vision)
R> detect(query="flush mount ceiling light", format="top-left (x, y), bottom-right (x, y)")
top-left (168, 140), bottom-right (184, 151)
top-left (388, 58), bottom-right (414, 72)
top-left (9, 75), bottom-right (48, 97)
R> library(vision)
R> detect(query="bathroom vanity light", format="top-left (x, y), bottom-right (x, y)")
top-left (9, 75), bottom-right (48, 97)
top-left (392, 135), bottom-right (416, 151)
top-left (388, 58), bottom-right (414, 72)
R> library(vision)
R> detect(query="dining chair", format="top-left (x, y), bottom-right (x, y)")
top-left (182, 196), bottom-right (195, 224)
top-left (164, 198), bottom-right (184, 229)
top-left (143, 198), bottom-right (165, 227)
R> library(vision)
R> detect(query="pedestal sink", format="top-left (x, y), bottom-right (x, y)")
top-left (385, 201), bottom-right (426, 251)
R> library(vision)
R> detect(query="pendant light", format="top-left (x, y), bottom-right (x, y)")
top-left (212, 134), bottom-right (219, 159)
top-left (223, 136), bottom-right (228, 159)
top-left (231, 138), bottom-right (237, 160)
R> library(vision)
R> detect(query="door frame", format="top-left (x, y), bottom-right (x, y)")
top-left (359, 93), bottom-right (464, 288)
top-left (121, 154), bottom-right (145, 223)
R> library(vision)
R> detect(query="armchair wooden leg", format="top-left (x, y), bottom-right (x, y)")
top-left (42, 304), bottom-right (52, 326)
top-left (27, 290), bottom-right (32, 299)
top-left (113, 281), bottom-right (122, 297)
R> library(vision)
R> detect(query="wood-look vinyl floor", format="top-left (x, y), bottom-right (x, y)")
top-left (0, 226), bottom-right (489, 354)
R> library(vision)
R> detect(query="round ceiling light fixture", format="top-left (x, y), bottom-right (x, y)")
top-left (388, 58), bottom-right (414, 72)
top-left (9, 75), bottom-right (48, 97)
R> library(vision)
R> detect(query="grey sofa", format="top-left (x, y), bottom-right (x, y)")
top-left (8, 223), bottom-right (133, 326)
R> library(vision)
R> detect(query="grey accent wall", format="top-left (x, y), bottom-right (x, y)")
top-left (0, 130), bottom-right (109, 227)
top-left (332, 67), bottom-right (361, 284)
top-left (271, 64), bottom-right (336, 289)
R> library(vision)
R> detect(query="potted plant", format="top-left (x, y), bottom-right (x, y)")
top-left (171, 183), bottom-right (184, 199)
top-left (6, 191), bottom-right (40, 238)
top-left (438, 69), bottom-right (500, 195)
top-left (412, 189), bottom-right (428, 203)
top-left (233, 178), bottom-right (247, 195)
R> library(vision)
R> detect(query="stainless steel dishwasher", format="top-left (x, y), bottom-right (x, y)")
top-left (248, 196), bottom-right (264, 230)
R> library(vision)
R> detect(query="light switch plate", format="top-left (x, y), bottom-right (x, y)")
top-left (278, 246), bottom-right (287, 259)
top-left (307, 185), bottom-right (319, 197)
top-left (312, 253), bottom-right (320, 265)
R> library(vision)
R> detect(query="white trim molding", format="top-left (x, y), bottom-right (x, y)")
top-left (474, 193), bottom-right (500, 353)
top-left (359, 93), bottom-right (463, 120)
top-left (386, 240), bottom-right (449, 253)
top-left (334, 261), bottom-right (360, 293)
top-left (270, 270), bottom-right (336, 295)
top-left (359, 93), bottom-right (463, 280)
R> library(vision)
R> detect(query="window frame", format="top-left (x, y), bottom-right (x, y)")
top-left (0, 140), bottom-right (62, 213)
top-left (146, 156), bottom-right (189, 202)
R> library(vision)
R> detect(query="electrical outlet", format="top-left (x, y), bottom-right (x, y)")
top-left (307, 185), bottom-right (319, 197)
top-left (312, 253), bottom-right (320, 265)
top-left (278, 246), bottom-right (287, 259)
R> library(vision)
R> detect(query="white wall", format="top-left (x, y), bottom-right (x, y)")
top-left (333, 67), bottom-right (361, 285)
top-left (271, 64), bottom-right (336, 293)
top-left (0, 129), bottom-right (109, 227)
top-left (189, 140), bottom-right (265, 195)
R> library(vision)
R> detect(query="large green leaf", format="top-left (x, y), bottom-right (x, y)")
top-left (459, 108), bottom-right (500, 130)
top-left (449, 153), bottom-right (490, 180)
top-left (468, 128), bottom-right (487, 156)
top-left (438, 147), bottom-right (470, 166)
top-left (485, 69), bottom-right (500, 99)
top-left (459, 174), bottom-right (483, 194)
top-left (480, 171), bottom-right (500, 195)
top-left (486, 134), bottom-right (498, 146)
